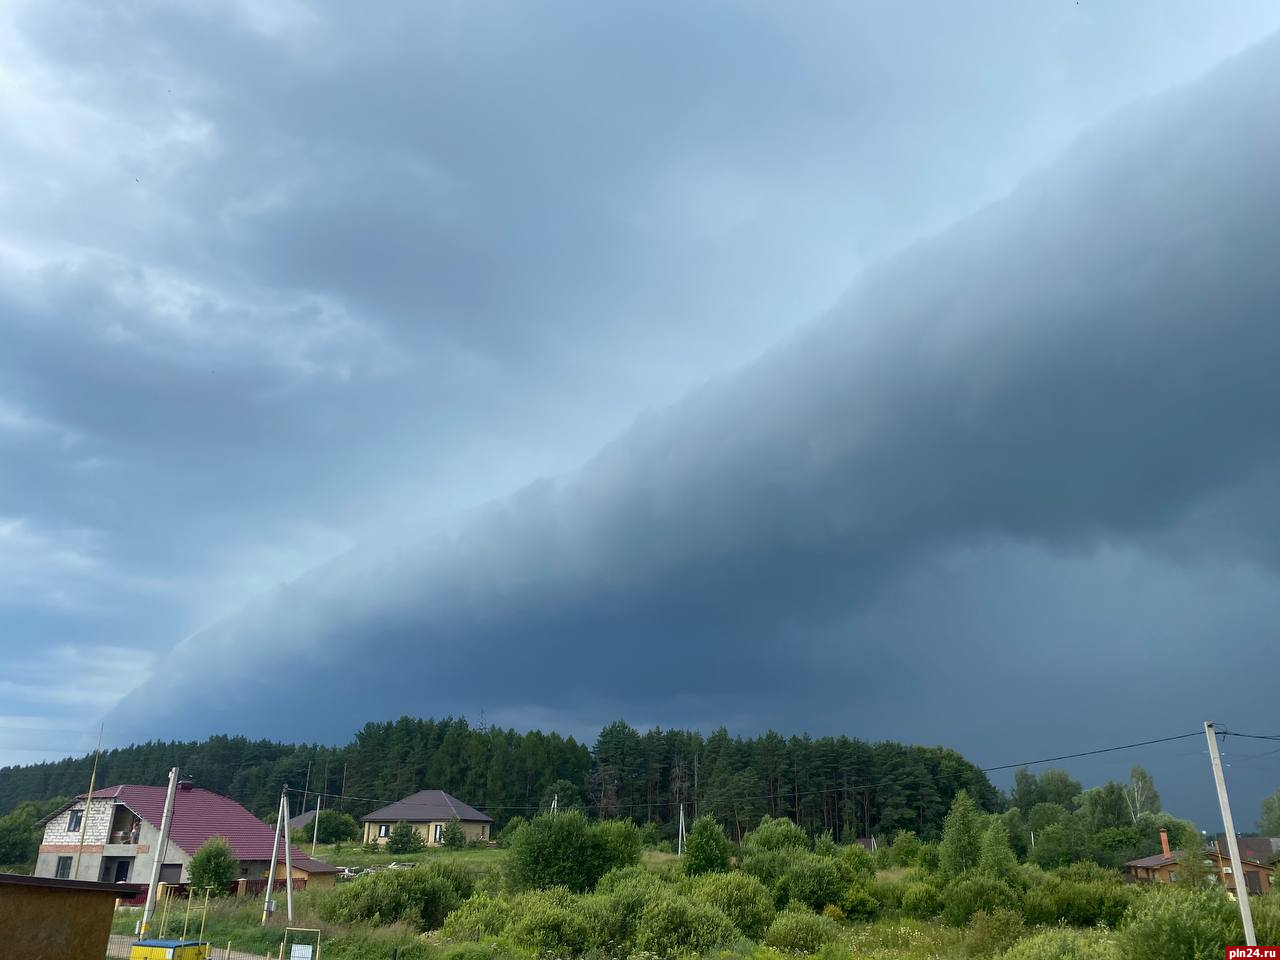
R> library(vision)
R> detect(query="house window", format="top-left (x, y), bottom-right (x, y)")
top-left (55, 856), bottom-right (73, 879)
top-left (378, 824), bottom-right (389, 838)
top-left (67, 810), bottom-right (83, 833)
top-left (433, 824), bottom-right (443, 844)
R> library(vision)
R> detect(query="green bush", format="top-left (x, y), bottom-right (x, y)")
top-left (743, 815), bottom-right (810, 853)
top-left (941, 876), bottom-right (1019, 927)
top-left (442, 817), bottom-right (467, 849)
top-left (634, 893), bottom-right (737, 958)
top-left (901, 881), bottom-right (942, 919)
top-left (779, 851), bottom-right (846, 910)
top-left (1002, 928), bottom-right (1121, 960)
top-left (917, 842), bottom-right (941, 872)
top-left (386, 820), bottom-right (425, 854)
top-left (596, 864), bottom-right (662, 895)
top-left (685, 871), bottom-right (775, 939)
top-left (596, 819), bottom-right (643, 871)
top-left (891, 830), bottom-right (922, 867)
top-left (742, 847), bottom-right (793, 893)
top-left (813, 831), bottom-right (838, 857)
top-left (495, 816), bottom-right (527, 848)
top-left (867, 876), bottom-right (905, 910)
top-left (188, 836), bottom-right (237, 896)
top-left (302, 810), bottom-right (360, 844)
top-left (504, 888), bottom-right (592, 956)
top-left (443, 893), bottom-right (511, 940)
top-left (962, 907), bottom-right (1024, 957)
top-left (839, 843), bottom-right (877, 882)
top-left (506, 811), bottom-right (607, 892)
top-left (1119, 885), bottom-right (1241, 960)
top-left (841, 881), bottom-right (880, 921)
top-left (318, 863), bottom-right (473, 930)
top-left (763, 908), bottom-right (840, 953)
top-left (684, 815), bottom-right (733, 875)
top-left (1022, 875), bottom-right (1133, 928)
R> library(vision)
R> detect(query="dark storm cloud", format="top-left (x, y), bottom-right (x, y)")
top-left (107, 35), bottom-right (1280, 820)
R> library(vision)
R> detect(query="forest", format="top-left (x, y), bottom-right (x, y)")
top-left (0, 717), bottom-right (997, 839)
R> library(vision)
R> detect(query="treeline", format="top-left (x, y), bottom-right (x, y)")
top-left (0, 717), bottom-right (998, 840)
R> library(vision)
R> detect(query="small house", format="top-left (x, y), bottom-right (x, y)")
top-left (360, 789), bottom-right (493, 846)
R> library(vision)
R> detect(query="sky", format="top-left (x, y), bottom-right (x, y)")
top-left (2, 1), bottom-right (1279, 825)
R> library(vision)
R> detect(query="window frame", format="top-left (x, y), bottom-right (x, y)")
top-left (378, 823), bottom-right (389, 838)
top-left (55, 856), bottom-right (73, 879)
top-left (67, 809), bottom-right (83, 833)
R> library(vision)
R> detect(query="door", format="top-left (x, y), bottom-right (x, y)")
top-left (114, 859), bottom-right (131, 882)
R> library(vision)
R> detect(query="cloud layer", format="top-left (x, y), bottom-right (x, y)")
top-left (106, 31), bottom-right (1280, 821)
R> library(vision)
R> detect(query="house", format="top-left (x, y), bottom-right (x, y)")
top-left (1123, 829), bottom-right (1272, 896)
top-left (360, 789), bottom-right (493, 846)
top-left (0, 872), bottom-right (140, 960)
top-left (1212, 833), bottom-right (1280, 866)
top-left (289, 808), bottom-right (318, 832)
top-left (35, 780), bottom-right (340, 892)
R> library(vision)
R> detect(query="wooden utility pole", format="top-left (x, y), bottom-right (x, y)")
top-left (1204, 722), bottom-right (1255, 946)
top-left (73, 723), bottom-right (104, 880)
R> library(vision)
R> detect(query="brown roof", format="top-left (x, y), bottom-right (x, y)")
top-left (1125, 848), bottom-right (1267, 870)
top-left (44, 784), bottom-right (338, 874)
top-left (360, 789), bottom-right (492, 824)
top-left (0, 872), bottom-right (142, 896)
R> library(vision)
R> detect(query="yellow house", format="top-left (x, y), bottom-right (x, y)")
top-left (360, 790), bottom-right (493, 846)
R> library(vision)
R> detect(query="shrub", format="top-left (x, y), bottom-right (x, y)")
top-left (685, 871), bottom-right (775, 939)
top-left (917, 842), bottom-right (941, 872)
top-left (901, 881), bottom-right (942, 919)
top-left (187, 836), bottom-right (237, 896)
top-left (842, 881), bottom-right (880, 921)
top-left (743, 815), bottom-right (810, 853)
top-left (1022, 875), bottom-right (1133, 928)
top-left (764, 908), bottom-right (840, 953)
top-left (867, 876), bottom-right (905, 910)
top-left (963, 907), bottom-right (1024, 957)
top-left (318, 863), bottom-right (472, 930)
top-left (684, 815), bottom-right (733, 875)
top-left (839, 843), bottom-right (876, 882)
top-left (504, 889), bottom-right (592, 956)
top-left (813, 831), bottom-right (838, 857)
top-left (941, 876), bottom-right (1019, 927)
top-left (597, 864), bottom-right (662, 895)
top-left (597, 819), bottom-right (643, 871)
top-left (1002, 928), bottom-right (1121, 960)
top-left (386, 820), bottom-right (425, 854)
top-left (977, 820), bottom-right (1019, 885)
top-left (821, 903), bottom-right (845, 922)
top-left (874, 845), bottom-right (894, 869)
top-left (495, 816), bottom-right (527, 848)
top-left (443, 817), bottom-right (467, 849)
top-left (1119, 885), bottom-right (1241, 960)
top-left (506, 811), bottom-right (607, 892)
top-left (634, 893), bottom-right (737, 958)
top-left (443, 893), bottom-right (511, 941)
top-left (742, 847), bottom-right (794, 893)
top-left (891, 830), bottom-right (922, 867)
top-left (779, 851), bottom-right (846, 910)
top-left (309, 810), bottom-right (361, 844)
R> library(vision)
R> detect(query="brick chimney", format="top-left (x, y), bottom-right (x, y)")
top-left (1160, 828), bottom-right (1171, 858)
top-left (178, 779), bottom-right (194, 792)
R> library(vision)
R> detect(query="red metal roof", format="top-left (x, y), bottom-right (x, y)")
top-left (79, 784), bottom-right (337, 873)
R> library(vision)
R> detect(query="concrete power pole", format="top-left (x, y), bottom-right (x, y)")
top-left (1204, 721), bottom-right (1255, 947)
top-left (139, 767), bottom-right (180, 938)
top-left (282, 791), bottom-right (295, 923)
top-left (261, 789), bottom-right (285, 926)
top-left (677, 805), bottom-right (686, 856)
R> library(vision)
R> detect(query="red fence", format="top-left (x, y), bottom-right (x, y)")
top-left (242, 877), bottom-right (307, 896)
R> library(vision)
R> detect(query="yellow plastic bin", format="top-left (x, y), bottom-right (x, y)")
top-left (129, 940), bottom-right (209, 960)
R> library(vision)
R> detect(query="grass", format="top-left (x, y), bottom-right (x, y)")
top-left (308, 842), bottom-right (508, 870)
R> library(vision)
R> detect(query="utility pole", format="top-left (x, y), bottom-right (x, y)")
top-left (312, 760), bottom-right (328, 856)
top-left (262, 789), bottom-right (285, 926)
top-left (73, 723), bottom-right (104, 880)
top-left (551, 793), bottom-right (558, 815)
top-left (677, 805), bottom-right (686, 856)
top-left (282, 791), bottom-right (295, 923)
top-left (140, 767), bottom-right (180, 938)
top-left (1204, 721), bottom-right (1255, 947)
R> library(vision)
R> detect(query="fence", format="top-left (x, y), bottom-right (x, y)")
top-left (243, 877), bottom-right (307, 896)
top-left (106, 933), bottom-right (267, 960)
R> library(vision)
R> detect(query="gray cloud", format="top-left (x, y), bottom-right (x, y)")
top-left (105, 31), bottom-right (1280, 821)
